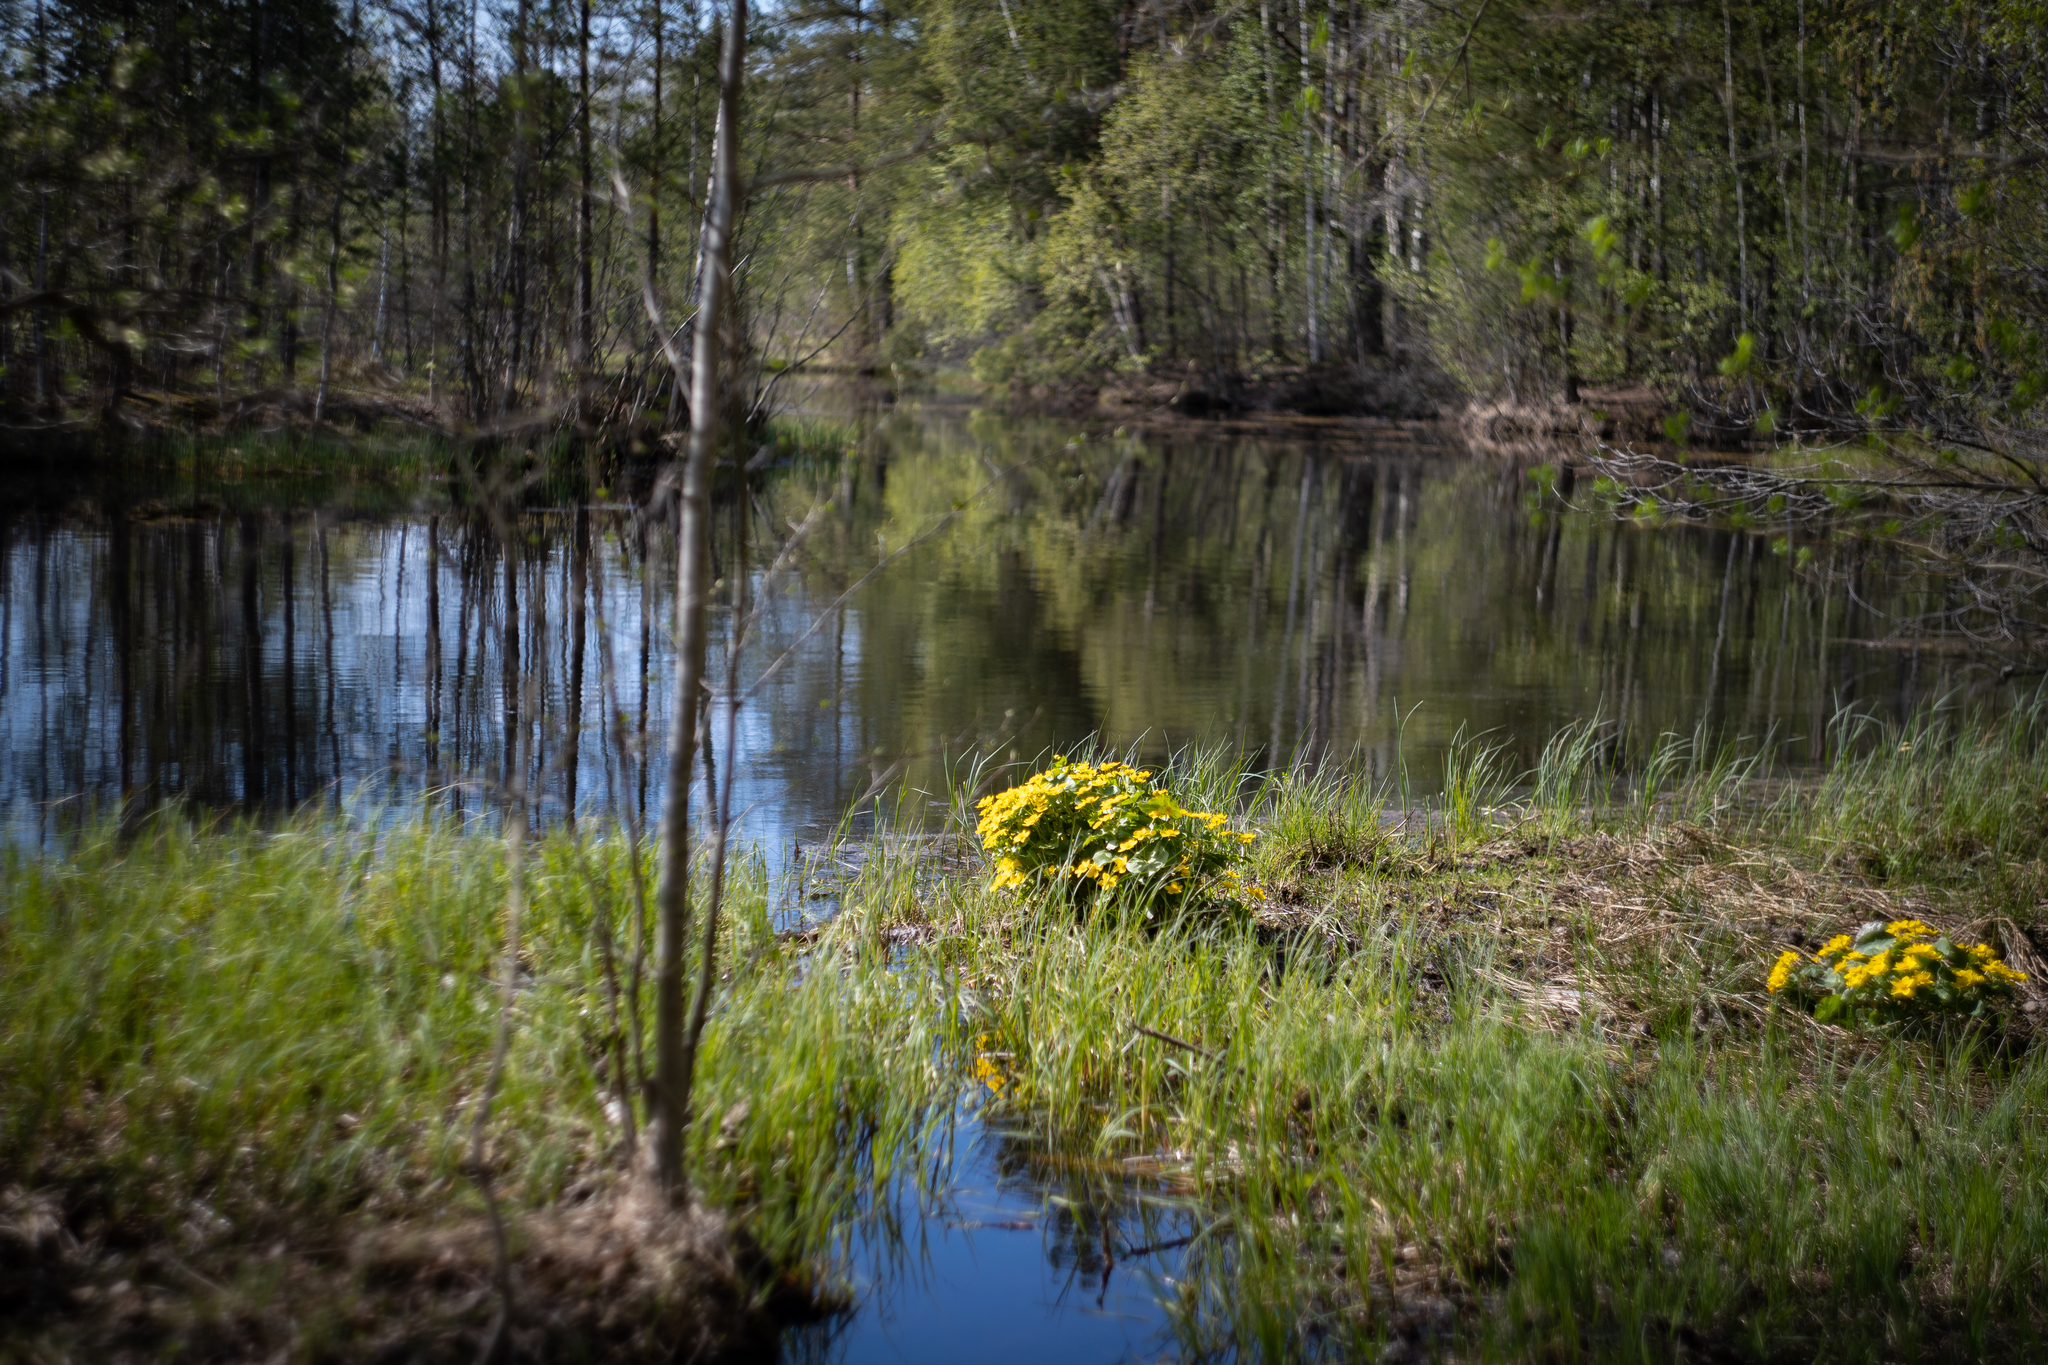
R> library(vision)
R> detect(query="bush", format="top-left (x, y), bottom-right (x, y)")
top-left (973, 757), bottom-right (1258, 921)
top-left (1768, 919), bottom-right (2026, 1024)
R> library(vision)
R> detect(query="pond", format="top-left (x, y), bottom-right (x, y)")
top-left (0, 403), bottom-right (1982, 1361)
top-left (0, 406), bottom-right (1971, 852)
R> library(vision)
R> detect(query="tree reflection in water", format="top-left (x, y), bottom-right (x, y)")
top-left (0, 412), bottom-right (1970, 850)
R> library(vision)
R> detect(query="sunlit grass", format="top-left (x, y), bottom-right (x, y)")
top-left (5, 703), bottom-right (2047, 1359)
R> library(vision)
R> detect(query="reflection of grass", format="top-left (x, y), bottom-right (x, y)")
top-left (7, 706), bottom-right (2048, 1360)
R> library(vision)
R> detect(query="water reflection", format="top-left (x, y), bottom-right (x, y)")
top-left (0, 410), bottom-right (1977, 848)
top-left (788, 1104), bottom-right (1205, 1365)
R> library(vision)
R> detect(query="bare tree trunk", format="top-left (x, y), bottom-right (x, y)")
top-left (651, 0), bottom-right (745, 1206)
top-left (426, 0), bottom-right (447, 412)
top-left (314, 145), bottom-right (348, 423)
top-left (1261, 0), bottom-right (1285, 362)
top-left (1722, 0), bottom-right (1749, 327)
top-left (1300, 2), bottom-right (1318, 365)
top-left (575, 0), bottom-right (595, 392)
top-left (505, 0), bottom-right (531, 413)
top-left (33, 0), bottom-right (51, 409)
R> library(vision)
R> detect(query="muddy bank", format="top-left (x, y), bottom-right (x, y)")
top-left (1457, 387), bottom-right (1676, 461)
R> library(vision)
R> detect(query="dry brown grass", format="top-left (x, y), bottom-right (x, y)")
top-left (1440, 823), bottom-right (2048, 1048)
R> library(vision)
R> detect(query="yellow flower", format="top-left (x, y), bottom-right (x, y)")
top-left (1167, 882), bottom-right (1183, 894)
top-left (1886, 919), bottom-right (1937, 940)
top-left (1890, 970), bottom-right (1935, 999)
top-left (971, 1042), bottom-right (1007, 1094)
top-left (1953, 968), bottom-right (1987, 989)
top-left (1767, 950), bottom-right (1801, 993)
top-left (1816, 935), bottom-right (1853, 960)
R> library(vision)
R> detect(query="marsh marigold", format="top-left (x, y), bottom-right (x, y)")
top-left (974, 756), bottom-right (1259, 919)
top-left (1766, 918), bottom-right (2025, 1024)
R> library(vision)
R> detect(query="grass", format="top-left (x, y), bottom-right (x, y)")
top-left (4, 703), bottom-right (2048, 1361)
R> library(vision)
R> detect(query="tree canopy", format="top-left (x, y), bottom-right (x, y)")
top-left (1, 0), bottom-right (2043, 441)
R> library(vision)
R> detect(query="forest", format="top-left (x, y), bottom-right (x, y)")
top-left (3, 0), bottom-right (2042, 436)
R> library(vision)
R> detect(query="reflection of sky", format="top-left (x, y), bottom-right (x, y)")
top-left (0, 515), bottom-right (875, 853)
top-left (788, 1102), bottom-right (1197, 1365)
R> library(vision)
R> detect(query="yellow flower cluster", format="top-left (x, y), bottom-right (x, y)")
top-left (971, 1032), bottom-right (1009, 1096)
top-left (973, 756), bottom-right (1259, 914)
top-left (1767, 950), bottom-right (1801, 994)
top-left (1768, 917), bottom-right (2027, 1024)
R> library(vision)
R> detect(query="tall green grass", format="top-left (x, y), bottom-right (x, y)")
top-left (6, 703), bottom-right (2047, 1359)
top-left (0, 812), bottom-right (948, 1270)
top-left (1779, 697), bottom-right (2048, 916)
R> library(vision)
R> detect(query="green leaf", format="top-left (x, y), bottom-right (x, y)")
top-left (1887, 201), bottom-right (1922, 250)
top-left (1581, 215), bottom-right (1619, 263)
top-left (1988, 316), bottom-right (2024, 359)
top-left (1662, 411), bottom-right (1690, 444)
top-left (1718, 332), bottom-right (1756, 378)
top-left (1956, 181), bottom-right (1992, 219)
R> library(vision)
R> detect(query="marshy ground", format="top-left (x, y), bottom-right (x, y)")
top-left (4, 709), bottom-right (2047, 1363)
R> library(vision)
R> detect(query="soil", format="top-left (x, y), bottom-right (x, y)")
top-left (0, 1173), bottom-right (820, 1364)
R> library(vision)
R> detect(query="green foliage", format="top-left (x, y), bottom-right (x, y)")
top-left (11, 710), bottom-right (2048, 1355)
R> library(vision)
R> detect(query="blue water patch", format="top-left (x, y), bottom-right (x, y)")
top-left (793, 1106), bottom-right (1209, 1365)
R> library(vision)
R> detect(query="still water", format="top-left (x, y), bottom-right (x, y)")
top-left (0, 407), bottom-right (1968, 851)
top-left (0, 406), bottom-right (1975, 1360)
top-left (790, 1103), bottom-right (1209, 1365)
